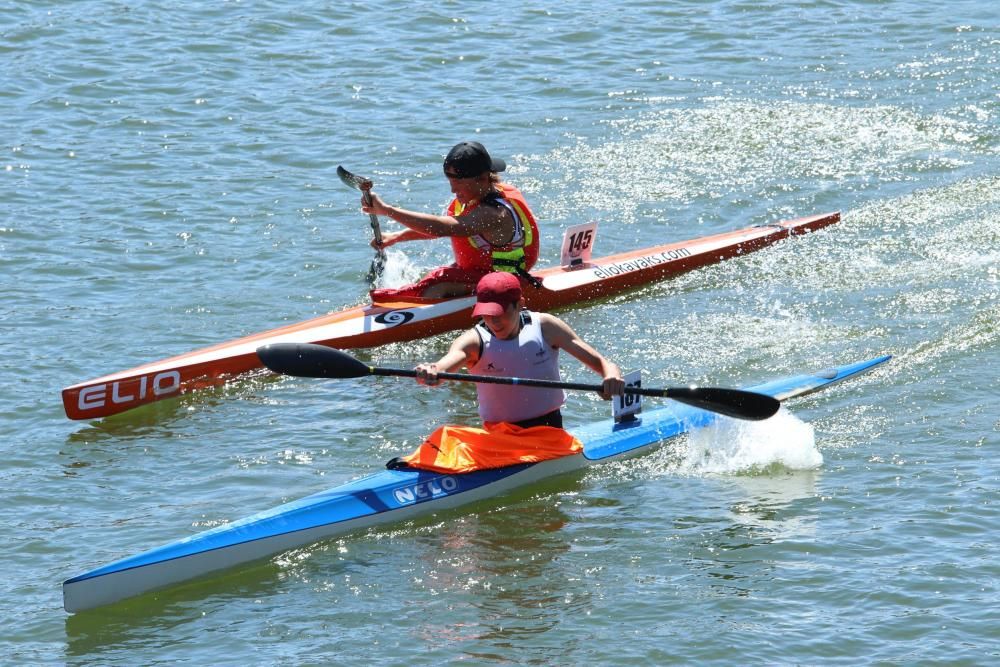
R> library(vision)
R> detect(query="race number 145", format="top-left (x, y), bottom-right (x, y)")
top-left (560, 221), bottom-right (598, 267)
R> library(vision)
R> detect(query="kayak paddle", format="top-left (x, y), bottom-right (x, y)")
top-left (337, 165), bottom-right (386, 284)
top-left (257, 342), bottom-right (781, 421)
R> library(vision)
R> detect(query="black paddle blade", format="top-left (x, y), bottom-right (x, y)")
top-left (664, 387), bottom-right (780, 421)
top-left (256, 343), bottom-right (372, 379)
top-left (337, 165), bottom-right (372, 191)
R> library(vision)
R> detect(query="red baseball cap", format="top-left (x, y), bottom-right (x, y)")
top-left (472, 272), bottom-right (522, 317)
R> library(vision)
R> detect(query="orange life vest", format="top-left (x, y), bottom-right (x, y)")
top-left (446, 184), bottom-right (540, 274)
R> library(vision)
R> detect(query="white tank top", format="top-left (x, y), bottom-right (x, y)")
top-left (470, 311), bottom-right (566, 423)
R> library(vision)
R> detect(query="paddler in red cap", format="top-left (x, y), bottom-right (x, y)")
top-left (362, 141), bottom-right (540, 301)
top-left (386, 272), bottom-right (625, 474)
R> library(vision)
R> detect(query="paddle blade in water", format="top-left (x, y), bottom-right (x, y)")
top-left (337, 165), bottom-right (385, 284)
top-left (664, 387), bottom-right (780, 421)
top-left (257, 343), bottom-right (372, 379)
top-left (367, 253), bottom-right (386, 283)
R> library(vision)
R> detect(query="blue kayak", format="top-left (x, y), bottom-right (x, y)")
top-left (63, 354), bottom-right (890, 613)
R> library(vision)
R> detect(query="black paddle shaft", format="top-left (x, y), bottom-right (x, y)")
top-left (376, 368), bottom-right (779, 420)
top-left (256, 343), bottom-right (780, 421)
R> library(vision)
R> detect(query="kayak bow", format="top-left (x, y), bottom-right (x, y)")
top-left (63, 352), bottom-right (888, 613)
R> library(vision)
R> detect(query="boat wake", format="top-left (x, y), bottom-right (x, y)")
top-left (678, 408), bottom-right (821, 475)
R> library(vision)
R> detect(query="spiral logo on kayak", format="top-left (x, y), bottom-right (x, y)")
top-left (374, 310), bottom-right (415, 328)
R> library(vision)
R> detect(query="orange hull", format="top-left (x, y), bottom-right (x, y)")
top-left (62, 212), bottom-right (839, 420)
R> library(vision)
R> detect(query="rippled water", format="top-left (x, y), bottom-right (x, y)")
top-left (3, 1), bottom-right (998, 664)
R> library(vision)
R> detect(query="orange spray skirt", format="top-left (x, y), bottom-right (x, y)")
top-left (399, 422), bottom-right (583, 474)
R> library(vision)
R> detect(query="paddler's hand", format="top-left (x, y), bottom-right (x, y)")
top-left (599, 365), bottom-right (626, 400)
top-left (372, 229), bottom-right (405, 249)
top-left (361, 191), bottom-right (393, 218)
top-left (415, 362), bottom-right (442, 387)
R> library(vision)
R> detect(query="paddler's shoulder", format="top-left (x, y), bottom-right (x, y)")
top-left (454, 326), bottom-right (484, 353)
top-left (537, 311), bottom-right (576, 344)
top-left (534, 311), bottom-right (560, 326)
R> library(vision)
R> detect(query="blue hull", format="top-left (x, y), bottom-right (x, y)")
top-left (63, 354), bottom-right (890, 612)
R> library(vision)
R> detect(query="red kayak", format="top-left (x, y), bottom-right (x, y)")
top-left (62, 211), bottom-right (839, 420)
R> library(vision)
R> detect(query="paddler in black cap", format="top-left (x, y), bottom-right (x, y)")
top-left (362, 141), bottom-right (540, 301)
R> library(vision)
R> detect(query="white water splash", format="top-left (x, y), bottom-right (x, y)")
top-left (678, 409), bottom-right (822, 475)
top-left (375, 248), bottom-right (424, 288)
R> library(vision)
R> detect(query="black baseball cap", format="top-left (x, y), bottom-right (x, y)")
top-left (443, 141), bottom-right (506, 178)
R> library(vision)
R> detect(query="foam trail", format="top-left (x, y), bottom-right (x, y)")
top-left (679, 409), bottom-right (821, 475)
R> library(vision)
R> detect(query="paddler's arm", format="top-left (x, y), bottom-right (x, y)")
top-left (415, 328), bottom-right (482, 387)
top-left (372, 228), bottom-right (435, 250)
top-left (538, 313), bottom-right (625, 400)
top-left (363, 192), bottom-right (512, 245)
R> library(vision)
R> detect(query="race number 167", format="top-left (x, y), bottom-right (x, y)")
top-left (613, 371), bottom-right (642, 422)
